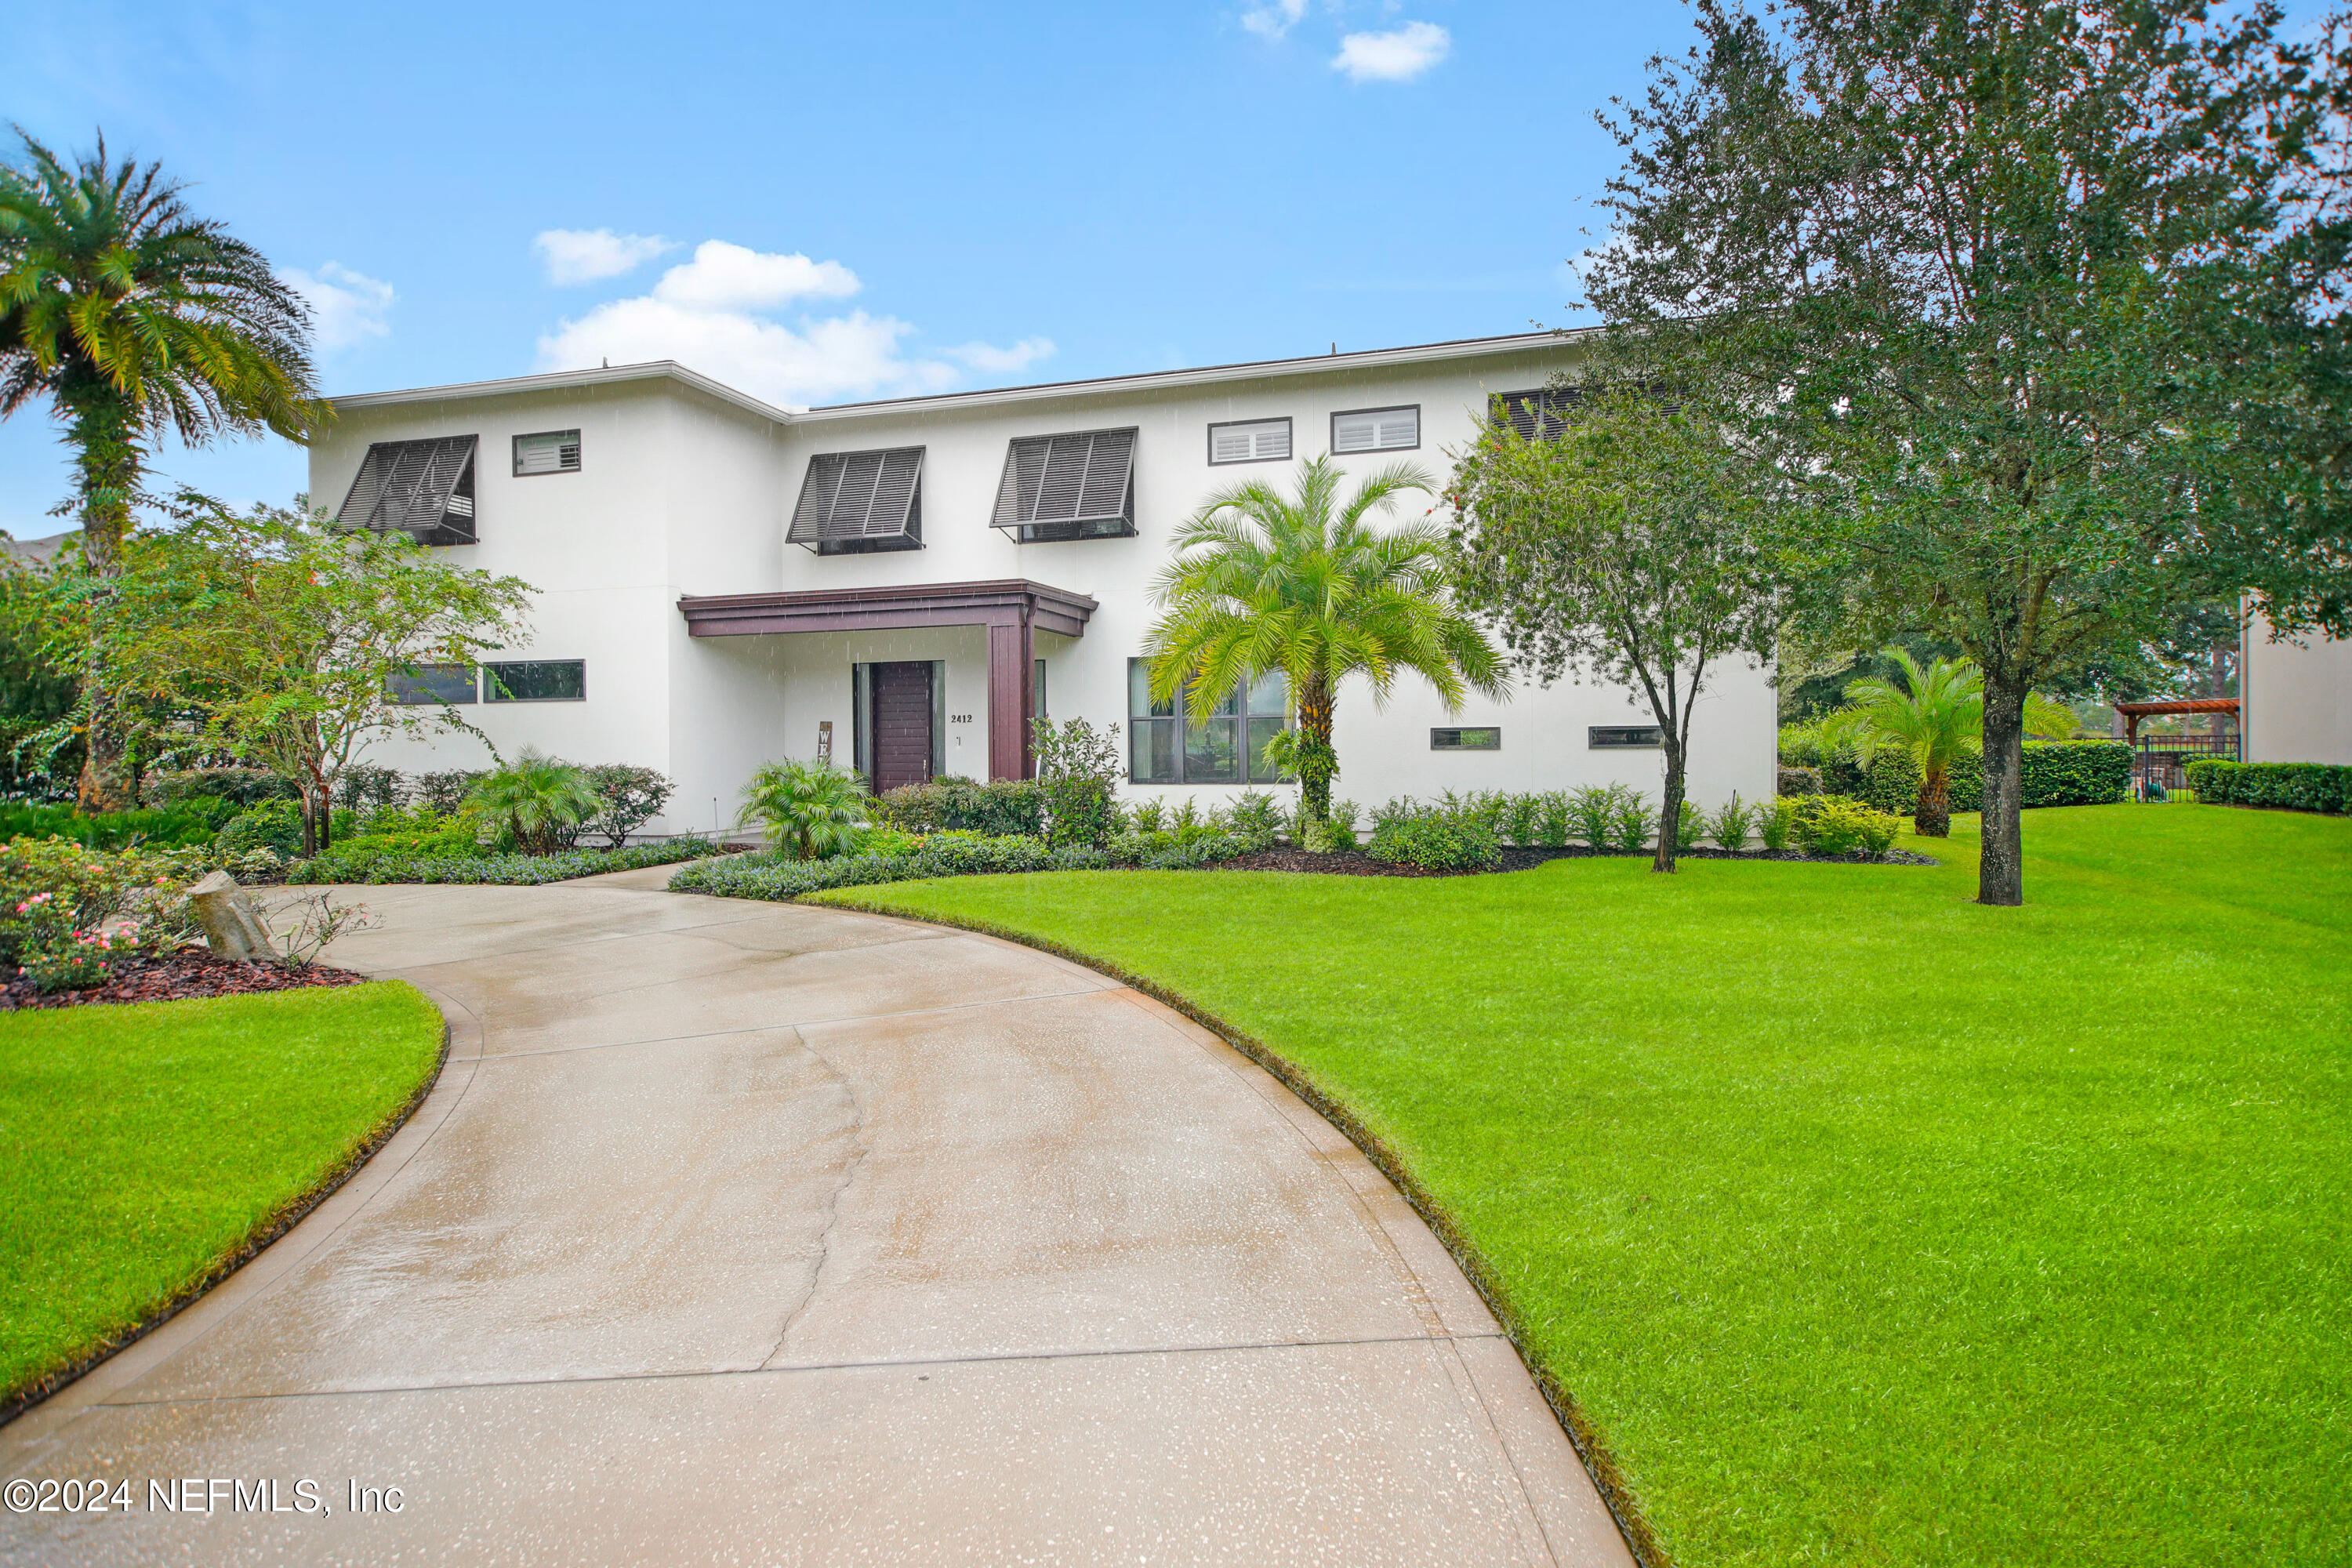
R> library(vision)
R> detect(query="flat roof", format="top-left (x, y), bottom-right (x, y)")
top-left (327, 329), bottom-right (1591, 426)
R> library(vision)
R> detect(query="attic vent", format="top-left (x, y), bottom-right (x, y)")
top-left (1331, 405), bottom-right (1418, 454)
top-left (788, 446), bottom-right (925, 555)
top-left (336, 436), bottom-right (479, 546)
top-left (1208, 417), bottom-right (1291, 465)
top-left (514, 428), bottom-right (582, 475)
top-left (1495, 387), bottom-right (1580, 441)
top-left (991, 427), bottom-right (1138, 542)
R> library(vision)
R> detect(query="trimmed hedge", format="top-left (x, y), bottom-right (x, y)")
top-left (671, 829), bottom-right (1267, 902)
top-left (870, 778), bottom-right (1047, 837)
top-left (284, 837), bottom-right (723, 886)
top-left (1815, 741), bottom-right (2130, 814)
top-left (2185, 760), bottom-right (2352, 814)
top-left (1367, 811), bottom-right (1503, 872)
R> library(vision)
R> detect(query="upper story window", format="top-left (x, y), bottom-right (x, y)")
top-left (993, 427), bottom-right (1138, 543)
top-left (788, 446), bottom-right (924, 555)
top-left (1330, 405), bottom-right (1419, 455)
top-left (336, 436), bottom-right (477, 546)
top-left (1128, 659), bottom-right (1290, 785)
top-left (1207, 417), bottom-right (1292, 466)
top-left (514, 429), bottom-right (582, 476)
top-left (1494, 387), bottom-right (1579, 441)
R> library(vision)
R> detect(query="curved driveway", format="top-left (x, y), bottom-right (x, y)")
top-left (2, 874), bottom-right (1632, 1566)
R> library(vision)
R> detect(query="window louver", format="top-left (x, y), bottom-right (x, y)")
top-left (336, 437), bottom-right (479, 546)
top-left (1331, 405), bottom-right (1418, 454)
top-left (991, 427), bottom-right (1138, 542)
top-left (514, 429), bottom-right (582, 475)
top-left (1208, 418), bottom-right (1291, 465)
top-left (1496, 387), bottom-right (1580, 441)
top-left (787, 446), bottom-right (925, 554)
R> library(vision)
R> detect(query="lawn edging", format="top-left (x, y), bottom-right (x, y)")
top-left (0, 982), bottom-right (452, 1427)
top-left (809, 886), bottom-right (1669, 1568)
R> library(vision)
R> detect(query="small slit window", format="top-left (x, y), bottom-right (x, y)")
top-left (1494, 388), bottom-right (1579, 441)
top-left (1590, 725), bottom-right (1663, 749)
top-left (1208, 418), bottom-right (1292, 466)
top-left (389, 664), bottom-right (478, 706)
top-left (1331, 405), bottom-right (1418, 454)
top-left (514, 429), bottom-right (581, 476)
top-left (993, 427), bottom-right (1138, 543)
top-left (1432, 728), bottom-right (1501, 751)
top-left (336, 436), bottom-right (477, 546)
top-left (484, 660), bottom-right (586, 702)
top-left (788, 446), bottom-right (924, 555)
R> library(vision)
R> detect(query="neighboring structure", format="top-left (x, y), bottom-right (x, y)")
top-left (2243, 608), bottom-right (2352, 767)
top-left (312, 332), bottom-right (1779, 835)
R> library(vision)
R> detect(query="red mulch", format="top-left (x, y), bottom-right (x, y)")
top-left (0, 949), bottom-right (367, 1011)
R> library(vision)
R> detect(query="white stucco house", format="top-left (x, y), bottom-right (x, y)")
top-left (313, 331), bottom-right (1779, 836)
top-left (2243, 610), bottom-right (2352, 766)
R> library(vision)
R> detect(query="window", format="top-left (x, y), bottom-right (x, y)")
top-left (513, 429), bottom-right (581, 476)
top-left (1033, 659), bottom-right (1047, 725)
top-left (1208, 417), bottom-right (1292, 465)
top-left (336, 436), bottom-right (477, 546)
top-left (788, 446), bottom-right (924, 555)
top-left (1128, 660), bottom-right (1289, 784)
top-left (1589, 725), bottom-right (1663, 749)
top-left (992, 427), bottom-right (1138, 542)
top-left (1330, 405), bottom-right (1418, 454)
top-left (1432, 727), bottom-right (1501, 750)
top-left (483, 660), bottom-right (586, 702)
top-left (1494, 387), bottom-right (1578, 441)
top-left (389, 664), bottom-right (477, 705)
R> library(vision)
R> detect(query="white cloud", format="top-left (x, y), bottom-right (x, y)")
top-left (534, 228), bottom-right (677, 285)
top-left (281, 262), bottom-right (394, 351)
top-left (1332, 20), bottom-right (1450, 82)
top-left (945, 337), bottom-right (1056, 374)
top-left (1242, 0), bottom-right (1307, 39)
top-left (648, 240), bottom-right (861, 310)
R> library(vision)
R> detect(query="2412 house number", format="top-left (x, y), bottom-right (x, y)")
top-left (949, 713), bottom-right (975, 724)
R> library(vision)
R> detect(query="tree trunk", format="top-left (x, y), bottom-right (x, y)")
top-left (1914, 764), bottom-right (1951, 838)
top-left (1653, 739), bottom-right (1686, 873)
top-left (69, 388), bottom-right (140, 813)
top-left (1296, 673), bottom-right (1337, 822)
top-left (1978, 673), bottom-right (2028, 906)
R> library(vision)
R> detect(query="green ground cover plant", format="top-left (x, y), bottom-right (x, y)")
top-left (0, 983), bottom-right (445, 1408)
top-left (286, 837), bottom-right (717, 886)
top-left (808, 804), bottom-right (2350, 1566)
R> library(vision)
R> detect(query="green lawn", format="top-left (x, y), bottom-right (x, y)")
top-left (815, 804), bottom-right (2350, 1566)
top-left (0, 982), bottom-right (445, 1409)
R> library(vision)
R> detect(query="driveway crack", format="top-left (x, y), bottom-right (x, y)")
top-left (760, 1025), bottom-right (869, 1367)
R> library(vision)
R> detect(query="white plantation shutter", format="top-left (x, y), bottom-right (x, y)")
top-left (1209, 418), bottom-right (1290, 463)
top-left (1331, 405), bottom-right (1417, 453)
top-left (514, 429), bottom-right (582, 475)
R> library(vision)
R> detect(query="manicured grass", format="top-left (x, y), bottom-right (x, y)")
top-left (815, 804), bottom-right (2350, 1566)
top-left (0, 983), bottom-right (445, 1408)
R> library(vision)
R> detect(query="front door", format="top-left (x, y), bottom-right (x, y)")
top-left (869, 661), bottom-right (935, 793)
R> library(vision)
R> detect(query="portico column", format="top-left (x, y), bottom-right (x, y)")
top-left (986, 611), bottom-right (1035, 780)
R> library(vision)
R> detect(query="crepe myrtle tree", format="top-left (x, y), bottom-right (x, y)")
top-left (1581, 0), bottom-right (2352, 903)
top-left (1447, 380), bottom-right (1779, 872)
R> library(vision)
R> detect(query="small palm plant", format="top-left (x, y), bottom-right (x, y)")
top-left (742, 757), bottom-right (869, 860)
top-left (1823, 648), bottom-right (2072, 837)
top-left (466, 750), bottom-right (602, 855)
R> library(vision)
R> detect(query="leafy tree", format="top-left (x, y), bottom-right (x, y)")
top-left (742, 757), bottom-right (869, 860)
top-left (466, 751), bottom-right (601, 856)
top-left (1143, 453), bottom-right (1505, 822)
top-left (1448, 383), bottom-right (1780, 871)
top-left (1821, 648), bottom-right (2076, 837)
top-left (0, 130), bottom-right (325, 808)
top-left (0, 556), bottom-right (82, 797)
top-left (1583, 0), bottom-right (2352, 903)
top-left (91, 495), bottom-right (534, 855)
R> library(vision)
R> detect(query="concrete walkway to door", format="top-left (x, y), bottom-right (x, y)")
top-left (0, 877), bottom-right (1634, 1566)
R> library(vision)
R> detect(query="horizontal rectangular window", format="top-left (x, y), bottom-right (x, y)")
top-left (514, 429), bottom-right (582, 476)
top-left (1207, 417), bottom-right (1292, 465)
top-left (1432, 727), bottom-right (1501, 751)
top-left (483, 660), bottom-right (586, 702)
top-left (389, 664), bottom-right (477, 706)
top-left (1129, 659), bottom-right (1290, 784)
top-left (1331, 405), bottom-right (1418, 454)
top-left (336, 435), bottom-right (478, 546)
top-left (1589, 725), bottom-right (1663, 749)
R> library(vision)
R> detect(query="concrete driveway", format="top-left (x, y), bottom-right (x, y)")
top-left (1, 877), bottom-right (1633, 1566)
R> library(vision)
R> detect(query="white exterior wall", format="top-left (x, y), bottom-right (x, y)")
top-left (2245, 608), bottom-right (2352, 765)
top-left (310, 339), bottom-right (1780, 833)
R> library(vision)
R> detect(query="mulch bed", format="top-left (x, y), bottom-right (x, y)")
top-left (0, 949), bottom-right (367, 1011)
top-left (1215, 844), bottom-right (1938, 877)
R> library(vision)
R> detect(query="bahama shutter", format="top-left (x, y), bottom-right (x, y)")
top-left (990, 427), bottom-right (1138, 541)
top-left (786, 446), bottom-right (925, 553)
top-left (336, 436), bottom-right (479, 545)
top-left (1495, 387), bottom-right (1579, 441)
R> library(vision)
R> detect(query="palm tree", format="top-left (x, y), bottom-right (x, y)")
top-left (1824, 649), bottom-right (2075, 837)
top-left (466, 750), bottom-right (603, 855)
top-left (1144, 454), bottom-right (1505, 822)
top-left (0, 129), bottom-right (325, 808)
top-left (742, 757), bottom-right (870, 860)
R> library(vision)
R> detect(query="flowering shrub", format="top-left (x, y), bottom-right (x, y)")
top-left (0, 838), bottom-right (203, 969)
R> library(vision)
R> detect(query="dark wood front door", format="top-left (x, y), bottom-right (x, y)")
top-left (869, 661), bottom-right (935, 793)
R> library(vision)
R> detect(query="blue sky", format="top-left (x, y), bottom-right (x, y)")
top-left (1, 1), bottom-right (1711, 535)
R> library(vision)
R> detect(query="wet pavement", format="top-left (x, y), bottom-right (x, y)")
top-left (0, 877), bottom-right (1633, 1566)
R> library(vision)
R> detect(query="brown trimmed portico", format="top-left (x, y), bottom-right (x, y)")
top-left (678, 579), bottom-right (1097, 780)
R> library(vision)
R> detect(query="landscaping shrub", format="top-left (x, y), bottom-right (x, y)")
top-left (1612, 793), bottom-right (1659, 851)
top-left (468, 750), bottom-right (604, 855)
top-left (1809, 740), bottom-right (2129, 812)
top-left (1367, 803), bottom-right (1502, 872)
top-left (1300, 798), bottom-right (1361, 853)
top-left (672, 824), bottom-right (1269, 902)
top-left (0, 837), bottom-right (202, 978)
top-left (1032, 717), bottom-right (1124, 848)
top-left (289, 837), bottom-right (720, 887)
top-left (1674, 800), bottom-right (1706, 853)
top-left (1568, 785), bottom-right (1620, 849)
top-left (1790, 795), bottom-right (1904, 858)
top-left (871, 777), bottom-right (1047, 837)
top-left (284, 808), bottom-right (484, 883)
top-left (1708, 795), bottom-right (1755, 850)
top-left (0, 803), bottom-right (218, 850)
top-left (1759, 797), bottom-right (1798, 852)
top-left (146, 767), bottom-right (298, 811)
top-left (333, 764), bottom-right (406, 815)
top-left (216, 799), bottom-right (304, 859)
top-left (742, 757), bottom-right (869, 859)
top-left (413, 769), bottom-right (486, 815)
top-left (2187, 759), bottom-right (2352, 813)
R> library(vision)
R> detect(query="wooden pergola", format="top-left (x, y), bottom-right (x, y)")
top-left (2112, 697), bottom-right (2239, 747)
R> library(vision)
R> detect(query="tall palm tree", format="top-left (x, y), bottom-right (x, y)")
top-left (1824, 648), bottom-right (2074, 837)
top-left (0, 129), bottom-right (325, 807)
top-left (1143, 454), bottom-right (1505, 822)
